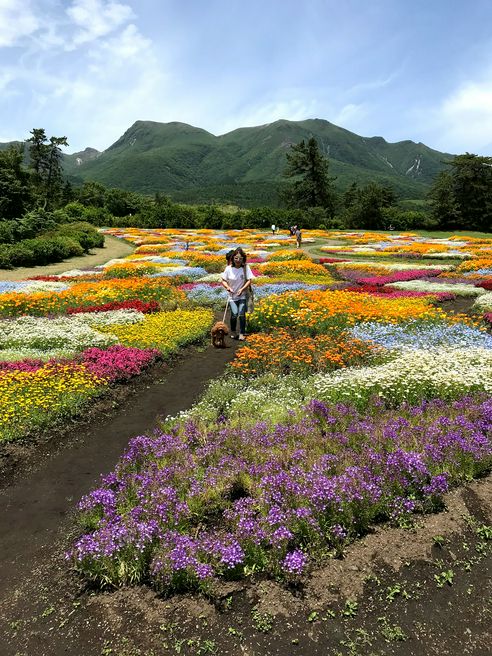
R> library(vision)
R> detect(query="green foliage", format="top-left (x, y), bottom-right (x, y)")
top-left (429, 153), bottom-right (492, 230)
top-left (283, 137), bottom-right (338, 214)
top-left (60, 119), bottom-right (445, 204)
top-left (0, 209), bottom-right (58, 244)
top-left (27, 128), bottom-right (69, 209)
top-left (104, 187), bottom-right (149, 217)
top-left (381, 207), bottom-right (439, 231)
top-left (0, 145), bottom-right (32, 220)
top-left (77, 181), bottom-right (107, 207)
top-left (0, 235), bottom-right (84, 268)
top-left (51, 221), bottom-right (104, 252)
top-left (341, 182), bottom-right (398, 229)
top-left (0, 218), bottom-right (101, 268)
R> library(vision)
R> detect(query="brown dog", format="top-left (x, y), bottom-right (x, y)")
top-left (211, 321), bottom-right (229, 348)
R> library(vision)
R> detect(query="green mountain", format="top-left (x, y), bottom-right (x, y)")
top-left (17, 119), bottom-right (457, 206)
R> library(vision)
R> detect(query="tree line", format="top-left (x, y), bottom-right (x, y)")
top-left (281, 137), bottom-right (492, 232)
top-left (0, 129), bottom-right (491, 239)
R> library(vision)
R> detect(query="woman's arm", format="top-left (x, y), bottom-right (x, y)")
top-left (238, 278), bottom-right (251, 295)
top-left (221, 278), bottom-right (233, 293)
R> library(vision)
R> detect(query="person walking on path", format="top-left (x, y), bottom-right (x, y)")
top-left (295, 226), bottom-right (302, 248)
top-left (220, 247), bottom-right (254, 341)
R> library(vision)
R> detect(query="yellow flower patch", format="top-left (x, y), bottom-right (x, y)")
top-left (98, 309), bottom-right (213, 353)
top-left (0, 364), bottom-right (105, 441)
top-left (259, 260), bottom-right (331, 277)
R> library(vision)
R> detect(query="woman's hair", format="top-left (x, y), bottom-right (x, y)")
top-left (232, 247), bottom-right (247, 265)
top-left (225, 249), bottom-right (234, 264)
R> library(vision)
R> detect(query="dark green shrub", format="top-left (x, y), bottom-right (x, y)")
top-left (8, 241), bottom-right (37, 267)
top-left (0, 244), bottom-right (13, 268)
top-left (0, 221), bottom-right (15, 244)
top-left (49, 236), bottom-right (84, 259)
top-left (54, 222), bottom-right (104, 251)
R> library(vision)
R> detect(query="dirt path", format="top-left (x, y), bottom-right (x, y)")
top-left (0, 234), bottom-right (134, 281)
top-left (0, 339), bottom-right (242, 649)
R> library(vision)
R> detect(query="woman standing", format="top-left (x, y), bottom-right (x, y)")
top-left (220, 247), bottom-right (254, 341)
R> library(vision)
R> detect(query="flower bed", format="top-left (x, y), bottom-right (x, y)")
top-left (230, 329), bottom-right (381, 375)
top-left (0, 363), bottom-right (106, 441)
top-left (69, 394), bottom-right (492, 591)
top-left (0, 277), bottom-right (185, 317)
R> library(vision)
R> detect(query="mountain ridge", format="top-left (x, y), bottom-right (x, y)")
top-left (3, 118), bottom-right (454, 206)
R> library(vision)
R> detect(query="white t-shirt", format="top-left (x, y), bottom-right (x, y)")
top-left (221, 264), bottom-right (254, 300)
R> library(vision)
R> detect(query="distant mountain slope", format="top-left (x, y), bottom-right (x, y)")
top-left (5, 119), bottom-right (454, 205)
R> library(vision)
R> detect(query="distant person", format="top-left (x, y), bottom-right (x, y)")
top-left (271, 224), bottom-right (276, 235)
top-left (220, 247), bottom-right (254, 341)
top-left (295, 227), bottom-right (302, 249)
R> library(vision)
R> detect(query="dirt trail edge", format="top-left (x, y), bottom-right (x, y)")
top-left (0, 341), bottom-right (238, 599)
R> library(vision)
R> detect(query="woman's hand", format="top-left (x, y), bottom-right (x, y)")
top-left (221, 281), bottom-right (233, 294)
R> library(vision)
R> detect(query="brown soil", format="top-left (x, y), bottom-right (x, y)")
top-left (0, 288), bottom-right (491, 655)
top-left (0, 234), bottom-right (134, 281)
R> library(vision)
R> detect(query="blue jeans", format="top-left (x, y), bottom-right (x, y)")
top-left (229, 298), bottom-right (247, 334)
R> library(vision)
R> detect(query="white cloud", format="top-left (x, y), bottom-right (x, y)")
top-left (92, 23), bottom-right (152, 63)
top-left (0, 0), bottom-right (40, 47)
top-left (439, 81), bottom-right (492, 153)
top-left (217, 99), bottom-right (320, 135)
top-left (66, 0), bottom-right (135, 48)
top-left (332, 103), bottom-right (368, 131)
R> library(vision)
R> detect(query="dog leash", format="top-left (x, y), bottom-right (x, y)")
top-left (222, 297), bottom-right (230, 323)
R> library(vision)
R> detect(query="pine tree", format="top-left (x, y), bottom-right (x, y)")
top-left (283, 137), bottom-right (337, 216)
top-left (26, 129), bottom-right (68, 209)
top-left (429, 153), bottom-right (492, 230)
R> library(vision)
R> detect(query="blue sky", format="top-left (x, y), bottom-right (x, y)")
top-left (1, 0), bottom-right (492, 155)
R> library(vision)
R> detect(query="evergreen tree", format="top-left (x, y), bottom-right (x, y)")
top-left (429, 153), bottom-right (492, 231)
top-left (428, 170), bottom-right (459, 229)
top-left (450, 154), bottom-right (492, 231)
top-left (77, 181), bottom-right (107, 207)
top-left (45, 136), bottom-right (69, 207)
top-left (283, 137), bottom-right (337, 216)
top-left (26, 129), bottom-right (68, 209)
top-left (0, 145), bottom-right (32, 220)
top-left (343, 182), bottom-right (397, 229)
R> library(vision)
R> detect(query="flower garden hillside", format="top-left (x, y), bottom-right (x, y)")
top-left (9, 226), bottom-right (480, 595)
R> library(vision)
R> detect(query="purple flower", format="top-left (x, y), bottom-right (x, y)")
top-left (282, 549), bottom-right (307, 575)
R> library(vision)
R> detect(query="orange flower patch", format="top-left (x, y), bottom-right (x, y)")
top-left (231, 329), bottom-right (380, 375)
top-left (249, 290), bottom-right (441, 335)
top-left (0, 277), bottom-right (186, 317)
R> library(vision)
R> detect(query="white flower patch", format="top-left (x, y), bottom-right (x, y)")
top-left (387, 281), bottom-right (487, 296)
top-left (426, 252), bottom-right (471, 259)
top-left (12, 281), bottom-right (70, 294)
top-left (59, 269), bottom-right (99, 277)
top-left (74, 309), bottom-right (145, 326)
top-left (472, 292), bottom-right (492, 312)
top-left (0, 316), bottom-right (117, 353)
top-left (336, 262), bottom-right (454, 271)
top-left (99, 258), bottom-right (130, 268)
top-left (171, 346), bottom-right (492, 427)
top-left (196, 273), bottom-right (223, 283)
top-left (310, 348), bottom-right (492, 404)
top-left (0, 348), bottom-right (77, 362)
